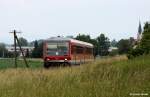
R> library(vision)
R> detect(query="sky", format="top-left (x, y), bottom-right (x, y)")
top-left (0, 0), bottom-right (149, 44)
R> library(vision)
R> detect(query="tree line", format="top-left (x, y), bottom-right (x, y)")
top-left (75, 34), bottom-right (135, 57)
top-left (0, 38), bottom-right (43, 58)
top-left (1, 21), bottom-right (149, 58)
top-left (0, 34), bottom-right (134, 58)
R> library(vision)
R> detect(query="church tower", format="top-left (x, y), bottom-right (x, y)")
top-left (137, 21), bottom-right (142, 42)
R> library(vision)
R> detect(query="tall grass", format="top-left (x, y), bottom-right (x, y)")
top-left (0, 55), bottom-right (149, 97)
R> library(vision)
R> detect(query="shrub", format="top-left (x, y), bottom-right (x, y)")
top-left (127, 48), bottom-right (144, 59)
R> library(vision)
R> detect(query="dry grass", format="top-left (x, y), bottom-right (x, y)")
top-left (0, 55), bottom-right (149, 97)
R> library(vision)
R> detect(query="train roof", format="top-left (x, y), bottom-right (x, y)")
top-left (46, 37), bottom-right (93, 47)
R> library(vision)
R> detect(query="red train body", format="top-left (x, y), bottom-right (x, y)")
top-left (43, 37), bottom-right (94, 68)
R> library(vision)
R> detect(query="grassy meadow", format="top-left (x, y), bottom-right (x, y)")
top-left (0, 58), bottom-right (43, 69)
top-left (0, 55), bottom-right (149, 97)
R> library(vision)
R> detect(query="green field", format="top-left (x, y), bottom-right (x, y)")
top-left (0, 58), bottom-right (43, 69)
top-left (0, 55), bottom-right (149, 97)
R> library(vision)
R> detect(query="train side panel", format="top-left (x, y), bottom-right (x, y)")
top-left (70, 42), bottom-right (94, 65)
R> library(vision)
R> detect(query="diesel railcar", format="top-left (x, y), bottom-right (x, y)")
top-left (43, 37), bottom-right (94, 68)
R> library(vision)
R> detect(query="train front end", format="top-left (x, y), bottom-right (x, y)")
top-left (43, 38), bottom-right (71, 68)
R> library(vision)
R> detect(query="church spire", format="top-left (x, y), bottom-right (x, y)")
top-left (138, 21), bottom-right (142, 34)
top-left (137, 21), bottom-right (142, 42)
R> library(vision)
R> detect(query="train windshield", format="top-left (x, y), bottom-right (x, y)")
top-left (47, 42), bottom-right (69, 56)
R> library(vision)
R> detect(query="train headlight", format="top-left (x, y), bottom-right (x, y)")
top-left (47, 58), bottom-right (50, 61)
top-left (64, 58), bottom-right (67, 61)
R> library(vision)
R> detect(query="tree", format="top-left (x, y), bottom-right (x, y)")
top-left (0, 43), bottom-right (7, 57)
top-left (31, 40), bottom-right (43, 58)
top-left (90, 39), bottom-right (98, 56)
top-left (76, 34), bottom-right (91, 43)
top-left (34, 40), bottom-right (38, 49)
top-left (76, 33), bottom-right (110, 56)
top-left (117, 39), bottom-right (131, 54)
top-left (139, 22), bottom-right (150, 54)
top-left (32, 40), bottom-right (39, 58)
top-left (37, 42), bottom-right (43, 57)
top-left (18, 37), bottom-right (28, 46)
top-left (0, 43), bottom-right (16, 58)
top-left (97, 34), bottom-right (110, 56)
top-left (111, 39), bottom-right (118, 47)
top-left (76, 34), bottom-right (98, 56)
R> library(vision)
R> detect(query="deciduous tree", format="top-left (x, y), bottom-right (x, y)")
top-left (97, 34), bottom-right (110, 56)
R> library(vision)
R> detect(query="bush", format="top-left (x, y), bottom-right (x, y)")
top-left (127, 48), bottom-right (144, 59)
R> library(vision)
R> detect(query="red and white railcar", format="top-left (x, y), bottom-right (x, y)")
top-left (43, 37), bottom-right (94, 68)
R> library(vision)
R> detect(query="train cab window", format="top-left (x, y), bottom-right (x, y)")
top-left (47, 42), bottom-right (69, 56)
top-left (57, 43), bottom-right (69, 55)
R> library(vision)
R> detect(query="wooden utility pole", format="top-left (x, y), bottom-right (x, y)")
top-left (10, 30), bottom-right (29, 68)
top-left (14, 30), bottom-right (17, 67)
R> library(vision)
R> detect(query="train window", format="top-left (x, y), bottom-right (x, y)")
top-left (86, 47), bottom-right (93, 54)
top-left (57, 43), bottom-right (68, 55)
top-left (76, 46), bottom-right (84, 54)
top-left (71, 45), bottom-right (92, 54)
top-left (47, 42), bottom-right (69, 56)
top-left (47, 43), bottom-right (57, 50)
